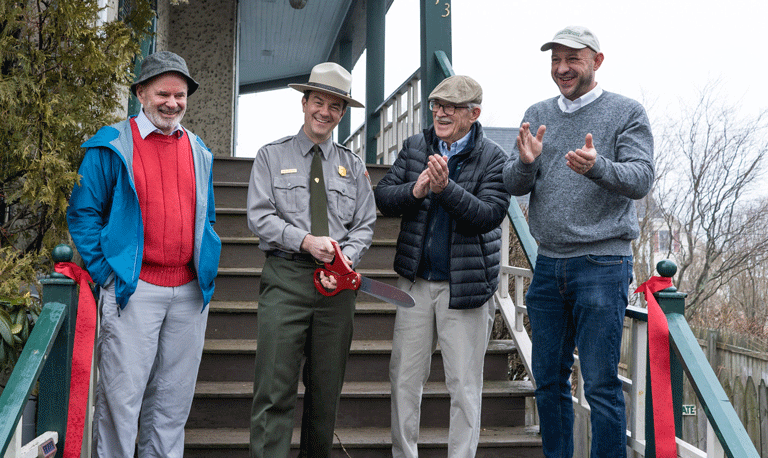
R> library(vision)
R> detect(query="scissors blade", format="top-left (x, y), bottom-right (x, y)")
top-left (359, 276), bottom-right (415, 308)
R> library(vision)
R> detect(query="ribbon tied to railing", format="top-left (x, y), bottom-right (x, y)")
top-left (635, 275), bottom-right (676, 458)
top-left (53, 262), bottom-right (97, 458)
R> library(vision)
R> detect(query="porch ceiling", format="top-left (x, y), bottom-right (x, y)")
top-left (238, 0), bottom-right (393, 94)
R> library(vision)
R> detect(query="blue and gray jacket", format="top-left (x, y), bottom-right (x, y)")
top-left (67, 118), bottom-right (221, 308)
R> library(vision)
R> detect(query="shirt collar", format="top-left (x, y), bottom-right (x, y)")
top-left (439, 127), bottom-right (473, 158)
top-left (557, 84), bottom-right (603, 113)
top-left (135, 109), bottom-right (183, 139)
top-left (296, 127), bottom-right (334, 158)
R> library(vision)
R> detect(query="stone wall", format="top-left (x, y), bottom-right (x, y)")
top-left (160, 0), bottom-right (238, 157)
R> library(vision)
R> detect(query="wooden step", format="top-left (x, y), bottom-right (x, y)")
top-left (212, 268), bottom-right (400, 302)
top-left (214, 208), bottom-right (252, 238)
top-left (197, 339), bottom-right (516, 383)
top-left (212, 181), bottom-right (249, 208)
top-left (214, 181), bottom-right (389, 210)
top-left (212, 157), bottom-right (256, 183)
top-left (184, 425), bottom-right (543, 458)
top-left (218, 237), bottom-right (397, 270)
top-left (214, 182), bottom-right (394, 210)
top-left (187, 380), bottom-right (533, 429)
top-left (214, 208), bottom-right (404, 240)
top-left (212, 159), bottom-right (392, 187)
top-left (206, 301), bottom-right (397, 341)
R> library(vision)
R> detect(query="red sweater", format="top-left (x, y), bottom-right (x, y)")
top-left (131, 120), bottom-right (197, 286)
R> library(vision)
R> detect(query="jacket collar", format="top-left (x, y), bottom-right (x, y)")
top-left (425, 121), bottom-right (483, 157)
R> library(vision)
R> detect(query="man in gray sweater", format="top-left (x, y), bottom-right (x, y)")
top-left (503, 26), bottom-right (654, 458)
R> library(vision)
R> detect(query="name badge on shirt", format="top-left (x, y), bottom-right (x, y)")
top-left (280, 168), bottom-right (297, 174)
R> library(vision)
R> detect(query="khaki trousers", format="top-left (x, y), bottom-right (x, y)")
top-left (390, 277), bottom-right (495, 458)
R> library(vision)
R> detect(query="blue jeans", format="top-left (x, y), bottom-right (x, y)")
top-left (527, 255), bottom-right (632, 458)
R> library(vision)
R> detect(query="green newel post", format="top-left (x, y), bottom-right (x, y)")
top-left (645, 260), bottom-right (687, 457)
top-left (37, 244), bottom-right (79, 458)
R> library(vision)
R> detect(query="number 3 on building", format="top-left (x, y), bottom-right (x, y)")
top-left (435, 0), bottom-right (450, 17)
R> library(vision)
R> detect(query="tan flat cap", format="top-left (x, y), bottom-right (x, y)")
top-left (428, 75), bottom-right (482, 105)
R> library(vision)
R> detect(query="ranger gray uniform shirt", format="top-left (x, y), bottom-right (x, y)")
top-left (246, 128), bottom-right (376, 267)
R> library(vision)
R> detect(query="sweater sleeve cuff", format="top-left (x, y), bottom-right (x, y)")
top-left (516, 158), bottom-right (538, 175)
top-left (585, 155), bottom-right (606, 179)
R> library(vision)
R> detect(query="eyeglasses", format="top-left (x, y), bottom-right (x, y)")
top-left (428, 100), bottom-right (469, 116)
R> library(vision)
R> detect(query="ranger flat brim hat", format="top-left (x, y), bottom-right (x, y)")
top-left (130, 51), bottom-right (199, 97)
top-left (289, 62), bottom-right (364, 108)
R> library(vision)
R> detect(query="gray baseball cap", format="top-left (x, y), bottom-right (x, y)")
top-left (541, 26), bottom-right (601, 53)
top-left (428, 75), bottom-right (483, 105)
top-left (130, 51), bottom-right (199, 97)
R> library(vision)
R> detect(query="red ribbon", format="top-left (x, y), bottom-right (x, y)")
top-left (54, 262), bottom-right (97, 458)
top-left (635, 276), bottom-right (676, 458)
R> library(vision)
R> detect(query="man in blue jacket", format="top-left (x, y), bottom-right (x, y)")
top-left (67, 51), bottom-right (221, 458)
top-left (374, 75), bottom-right (510, 458)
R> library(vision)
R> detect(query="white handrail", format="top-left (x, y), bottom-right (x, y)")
top-left (345, 70), bottom-right (422, 165)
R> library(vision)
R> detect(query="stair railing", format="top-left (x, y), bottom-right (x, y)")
top-left (343, 69), bottom-right (422, 165)
top-left (1, 245), bottom-right (84, 458)
top-left (344, 51), bottom-right (453, 164)
top-left (497, 206), bottom-right (760, 457)
top-left (0, 300), bottom-right (65, 458)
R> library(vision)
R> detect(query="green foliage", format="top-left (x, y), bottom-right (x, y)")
top-left (0, 294), bottom-right (41, 373)
top-left (0, 0), bottom-right (153, 368)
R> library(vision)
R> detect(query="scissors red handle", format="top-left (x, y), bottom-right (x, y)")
top-left (313, 241), bottom-right (361, 296)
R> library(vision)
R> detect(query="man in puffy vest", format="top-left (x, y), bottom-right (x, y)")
top-left (374, 74), bottom-right (511, 458)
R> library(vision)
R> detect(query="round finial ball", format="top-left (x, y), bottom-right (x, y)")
top-left (656, 260), bottom-right (677, 278)
top-left (289, 0), bottom-right (307, 9)
top-left (52, 244), bottom-right (73, 263)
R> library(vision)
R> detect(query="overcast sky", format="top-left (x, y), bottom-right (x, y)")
top-left (236, 0), bottom-right (767, 158)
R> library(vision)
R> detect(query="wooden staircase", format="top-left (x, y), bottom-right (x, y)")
top-left (183, 157), bottom-right (543, 457)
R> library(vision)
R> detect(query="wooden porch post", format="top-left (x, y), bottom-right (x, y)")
top-left (365, 0), bottom-right (385, 164)
top-left (419, 0), bottom-right (452, 130)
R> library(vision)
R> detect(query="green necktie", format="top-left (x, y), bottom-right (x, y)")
top-left (309, 145), bottom-right (329, 237)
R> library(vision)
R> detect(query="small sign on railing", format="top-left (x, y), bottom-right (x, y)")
top-left (12, 430), bottom-right (58, 458)
top-left (682, 404), bottom-right (697, 416)
top-left (38, 438), bottom-right (56, 458)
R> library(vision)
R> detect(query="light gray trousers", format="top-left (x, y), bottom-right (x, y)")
top-left (390, 277), bottom-right (495, 458)
top-left (93, 279), bottom-right (208, 458)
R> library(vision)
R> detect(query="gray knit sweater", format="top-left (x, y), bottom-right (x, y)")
top-left (503, 91), bottom-right (654, 258)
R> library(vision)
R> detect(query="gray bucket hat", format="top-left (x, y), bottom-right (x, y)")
top-left (130, 51), bottom-right (199, 97)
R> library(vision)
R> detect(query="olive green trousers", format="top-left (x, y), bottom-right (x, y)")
top-left (250, 255), bottom-right (356, 458)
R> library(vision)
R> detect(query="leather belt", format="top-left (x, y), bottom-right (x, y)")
top-left (267, 250), bottom-right (317, 263)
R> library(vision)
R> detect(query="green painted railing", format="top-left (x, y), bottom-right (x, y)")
top-left (506, 201), bottom-right (537, 271)
top-left (0, 245), bottom-right (80, 458)
top-left (504, 206), bottom-right (758, 456)
top-left (0, 301), bottom-right (66, 456)
top-left (434, 50), bottom-right (454, 79)
top-left (655, 267), bottom-right (760, 458)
